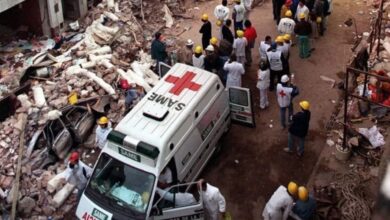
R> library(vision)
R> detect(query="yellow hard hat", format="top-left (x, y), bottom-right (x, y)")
top-left (68, 91), bottom-right (78, 105)
top-left (316, 16), bottom-right (322, 23)
top-left (285, 10), bottom-right (293, 17)
top-left (236, 30), bottom-right (244, 38)
top-left (97, 116), bottom-right (109, 125)
top-left (283, 34), bottom-right (291, 41)
top-left (216, 20), bottom-right (222, 27)
top-left (299, 13), bottom-right (306, 19)
top-left (275, 36), bottom-right (284, 43)
top-left (201, 13), bottom-right (208, 21)
top-left (194, 45), bottom-right (203, 54)
top-left (210, 37), bottom-right (218, 45)
top-left (299, 101), bottom-right (310, 110)
top-left (287, 182), bottom-right (298, 195)
top-left (298, 186), bottom-right (309, 201)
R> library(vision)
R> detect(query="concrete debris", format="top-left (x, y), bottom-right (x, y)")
top-left (0, 0), bottom-right (186, 218)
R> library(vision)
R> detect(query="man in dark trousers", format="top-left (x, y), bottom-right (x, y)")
top-left (294, 13), bottom-right (312, 58)
top-left (284, 100), bottom-right (311, 157)
top-left (266, 42), bottom-right (286, 91)
top-left (222, 19), bottom-right (234, 44)
top-left (244, 20), bottom-right (257, 66)
top-left (151, 32), bottom-right (168, 72)
top-left (199, 13), bottom-right (212, 49)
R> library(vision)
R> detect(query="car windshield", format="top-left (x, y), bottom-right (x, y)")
top-left (87, 153), bottom-right (155, 216)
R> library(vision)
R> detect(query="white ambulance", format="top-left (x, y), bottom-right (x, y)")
top-left (76, 63), bottom-right (254, 220)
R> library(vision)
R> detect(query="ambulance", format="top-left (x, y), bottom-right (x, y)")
top-left (76, 63), bottom-right (254, 220)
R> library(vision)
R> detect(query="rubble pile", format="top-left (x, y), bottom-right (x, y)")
top-left (0, 0), bottom-right (186, 218)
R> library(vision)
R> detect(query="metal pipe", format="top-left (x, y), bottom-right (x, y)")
top-left (343, 68), bottom-right (350, 149)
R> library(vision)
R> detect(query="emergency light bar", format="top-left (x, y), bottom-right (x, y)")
top-left (107, 130), bottom-right (160, 160)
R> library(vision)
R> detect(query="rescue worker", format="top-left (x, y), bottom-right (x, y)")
top-left (257, 61), bottom-right (270, 109)
top-left (151, 32), bottom-right (168, 72)
top-left (178, 39), bottom-right (194, 65)
top-left (158, 167), bottom-right (173, 189)
top-left (233, 30), bottom-right (247, 65)
top-left (199, 14), bottom-right (212, 49)
top-left (62, 152), bottom-right (93, 200)
top-left (259, 36), bottom-right (272, 62)
top-left (283, 34), bottom-right (292, 60)
top-left (204, 45), bottom-right (219, 73)
top-left (232, 0), bottom-right (245, 33)
top-left (262, 182), bottom-right (298, 220)
top-left (192, 46), bottom-right (205, 69)
top-left (224, 54), bottom-right (245, 88)
top-left (294, 13), bottom-right (312, 59)
top-left (275, 36), bottom-right (290, 75)
top-left (291, 186), bottom-right (317, 220)
top-left (210, 37), bottom-right (220, 57)
top-left (277, 75), bottom-right (299, 129)
top-left (312, 0), bottom-right (325, 36)
top-left (280, 0), bottom-right (292, 20)
top-left (266, 42), bottom-right (286, 91)
top-left (284, 101), bottom-right (311, 157)
top-left (222, 19), bottom-right (234, 44)
top-left (214, 0), bottom-right (230, 22)
top-left (295, 0), bottom-right (310, 21)
top-left (272, 0), bottom-right (285, 24)
top-left (214, 0), bottom-right (230, 40)
top-left (198, 179), bottom-right (226, 220)
top-left (243, 20), bottom-right (257, 66)
top-left (278, 10), bottom-right (296, 35)
top-left (95, 116), bottom-right (112, 149)
top-left (156, 187), bottom-right (197, 207)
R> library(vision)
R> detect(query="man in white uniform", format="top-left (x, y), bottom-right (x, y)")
top-left (232, 0), bottom-right (246, 32)
top-left (276, 75), bottom-right (299, 128)
top-left (266, 42), bottom-right (285, 91)
top-left (198, 179), bottom-right (226, 220)
top-left (214, 0), bottom-right (230, 40)
top-left (278, 10), bottom-right (296, 35)
top-left (259, 36), bottom-right (272, 62)
top-left (95, 116), bottom-right (112, 149)
top-left (262, 182), bottom-right (298, 220)
top-left (295, 0), bottom-right (309, 21)
top-left (62, 152), bottom-right (93, 200)
top-left (233, 30), bottom-right (247, 64)
top-left (156, 187), bottom-right (197, 207)
top-left (223, 54), bottom-right (245, 88)
top-left (193, 46), bottom-right (205, 69)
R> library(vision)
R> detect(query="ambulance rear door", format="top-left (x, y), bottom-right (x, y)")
top-left (228, 86), bottom-right (256, 127)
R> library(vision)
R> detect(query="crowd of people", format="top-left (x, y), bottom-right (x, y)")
top-left (146, 0), bottom-right (334, 219)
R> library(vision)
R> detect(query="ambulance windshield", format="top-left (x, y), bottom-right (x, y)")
top-left (86, 153), bottom-right (155, 219)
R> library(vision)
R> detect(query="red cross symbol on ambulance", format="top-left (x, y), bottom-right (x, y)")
top-left (165, 71), bottom-right (202, 95)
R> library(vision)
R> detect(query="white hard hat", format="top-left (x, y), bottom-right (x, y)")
top-left (281, 75), bottom-right (290, 83)
top-left (186, 39), bottom-right (194, 46)
top-left (205, 45), bottom-right (214, 52)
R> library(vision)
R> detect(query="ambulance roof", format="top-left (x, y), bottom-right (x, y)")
top-left (115, 63), bottom-right (220, 153)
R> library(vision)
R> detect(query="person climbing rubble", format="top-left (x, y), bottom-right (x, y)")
top-left (62, 152), bottom-right (93, 200)
top-left (95, 116), bottom-right (112, 149)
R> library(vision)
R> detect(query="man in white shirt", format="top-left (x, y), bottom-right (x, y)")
top-left (193, 46), bottom-right (205, 69)
top-left (276, 75), bottom-right (299, 128)
top-left (266, 42), bottom-right (285, 91)
top-left (233, 30), bottom-right (247, 64)
top-left (214, 0), bottom-right (230, 21)
top-left (156, 187), bottom-right (197, 207)
top-left (158, 167), bottom-right (173, 189)
top-left (198, 179), bottom-right (226, 220)
top-left (278, 10), bottom-right (296, 35)
top-left (62, 152), bottom-right (93, 200)
top-left (95, 116), bottom-right (112, 149)
top-left (257, 62), bottom-right (270, 109)
top-left (232, 0), bottom-right (246, 32)
top-left (224, 54), bottom-right (245, 88)
top-left (295, 0), bottom-right (309, 21)
top-left (262, 182), bottom-right (298, 220)
top-left (259, 36), bottom-right (272, 62)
